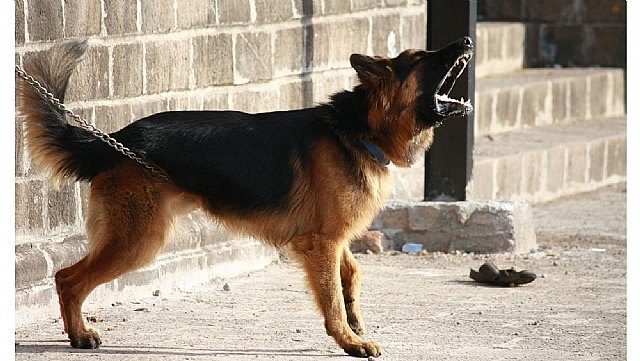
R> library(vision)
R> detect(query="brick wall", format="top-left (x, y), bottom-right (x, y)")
top-left (478, 0), bottom-right (626, 68)
top-left (15, 0), bottom-right (426, 320)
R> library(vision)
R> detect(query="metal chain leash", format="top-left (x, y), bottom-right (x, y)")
top-left (15, 65), bottom-right (169, 181)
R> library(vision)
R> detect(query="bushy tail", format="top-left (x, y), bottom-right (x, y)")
top-left (16, 41), bottom-right (121, 182)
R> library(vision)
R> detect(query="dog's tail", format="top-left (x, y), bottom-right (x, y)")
top-left (17, 41), bottom-right (122, 182)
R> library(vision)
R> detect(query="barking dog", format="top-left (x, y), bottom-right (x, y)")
top-left (16, 36), bottom-right (473, 358)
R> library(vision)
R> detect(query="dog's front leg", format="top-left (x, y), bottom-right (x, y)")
top-left (291, 234), bottom-right (381, 358)
top-left (340, 247), bottom-right (366, 335)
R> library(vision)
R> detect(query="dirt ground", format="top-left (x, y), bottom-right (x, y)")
top-left (14, 184), bottom-right (627, 360)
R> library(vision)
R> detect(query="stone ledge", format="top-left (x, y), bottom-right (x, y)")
top-left (476, 22), bottom-right (525, 78)
top-left (472, 116), bottom-right (627, 203)
top-left (15, 211), bottom-right (279, 327)
top-left (371, 200), bottom-right (537, 254)
top-left (475, 68), bottom-right (625, 137)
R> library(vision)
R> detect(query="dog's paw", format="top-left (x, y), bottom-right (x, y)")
top-left (343, 340), bottom-right (382, 358)
top-left (70, 326), bottom-right (102, 349)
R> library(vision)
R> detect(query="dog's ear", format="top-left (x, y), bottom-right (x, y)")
top-left (350, 54), bottom-right (392, 83)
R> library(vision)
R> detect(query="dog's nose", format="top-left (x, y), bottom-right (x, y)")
top-left (462, 36), bottom-right (473, 47)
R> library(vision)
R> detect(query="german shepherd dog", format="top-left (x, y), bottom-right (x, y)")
top-left (16, 36), bottom-right (473, 358)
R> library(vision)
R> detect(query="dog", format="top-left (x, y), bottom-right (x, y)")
top-left (16, 36), bottom-right (473, 358)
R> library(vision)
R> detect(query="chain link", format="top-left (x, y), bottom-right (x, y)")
top-left (15, 65), bottom-right (169, 181)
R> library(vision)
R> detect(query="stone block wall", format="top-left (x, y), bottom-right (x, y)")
top-left (15, 0), bottom-right (426, 322)
top-left (15, 0), bottom-right (427, 243)
top-left (478, 0), bottom-right (626, 68)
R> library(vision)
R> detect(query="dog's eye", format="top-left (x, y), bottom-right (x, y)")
top-left (412, 52), bottom-right (427, 64)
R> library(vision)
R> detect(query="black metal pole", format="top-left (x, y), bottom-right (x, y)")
top-left (424, 0), bottom-right (476, 201)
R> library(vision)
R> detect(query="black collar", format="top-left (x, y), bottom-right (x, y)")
top-left (360, 139), bottom-right (390, 166)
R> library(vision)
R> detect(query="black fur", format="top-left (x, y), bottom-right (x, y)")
top-left (60, 89), bottom-right (377, 214)
top-left (116, 109), bottom-right (324, 212)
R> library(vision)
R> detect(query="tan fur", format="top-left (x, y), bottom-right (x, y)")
top-left (358, 57), bottom-right (434, 167)
top-left (55, 163), bottom-right (180, 347)
top-left (17, 42), bottom-right (87, 184)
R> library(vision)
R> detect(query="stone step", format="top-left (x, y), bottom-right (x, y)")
top-left (476, 22), bottom-right (525, 77)
top-left (469, 116), bottom-right (626, 204)
top-left (474, 67), bottom-right (625, 137)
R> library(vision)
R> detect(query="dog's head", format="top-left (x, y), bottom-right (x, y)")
top-left (349, 37), bottom-right (473, 166)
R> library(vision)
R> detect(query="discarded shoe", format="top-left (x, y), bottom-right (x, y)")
top-left (469, 261), bottom-right (536, 287)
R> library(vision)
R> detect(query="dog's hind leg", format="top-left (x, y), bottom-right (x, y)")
top-left (55, 164), bottom-right (174, 348)
top-left (340, 247), bottom-right (366, 335)
top-left (55, 258), bottom-right (88, 334)
top-left (291, 234), bottom-right (381, 358)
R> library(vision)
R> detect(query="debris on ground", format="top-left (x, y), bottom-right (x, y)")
top-left (469, 261), bottom-right (537, 287)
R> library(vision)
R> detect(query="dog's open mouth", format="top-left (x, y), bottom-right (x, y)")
top-left (434, 52), bottom-right (473, 117)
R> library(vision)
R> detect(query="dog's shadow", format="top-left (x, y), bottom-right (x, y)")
top-left (15, 341), bottom-right (343, 358)
top-left (448, 279), bottom-right (532, 288)
top-left (448, 279), bottom-right (499, 287)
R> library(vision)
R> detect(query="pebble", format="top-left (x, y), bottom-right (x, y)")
top-left (86, 315), bottom-right (103, 323)
top-left (223, 283), bottom-right (230, 292)
top-left (153, 290), bottom-right (161, 296)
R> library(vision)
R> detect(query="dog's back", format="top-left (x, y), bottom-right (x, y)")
top-left (112, 108), bottom-right (328, 214)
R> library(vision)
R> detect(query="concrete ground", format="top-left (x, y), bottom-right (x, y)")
top-left (15, 184), bottom-right (627, 360)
